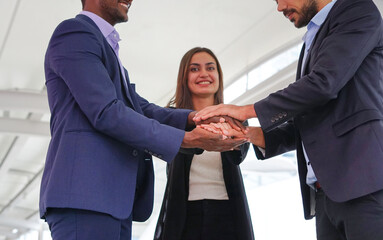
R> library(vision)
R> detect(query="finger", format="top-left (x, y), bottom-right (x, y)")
top-left (193, 105), bottom-right (219, 120)
top-left (226, 129), bottom-right (245, 138)
top-left (212, 123), bottom-right (230, 136)
top-left (204, 126), bottom-right (221, 134)
top-left (216, 122), bottom-right (224, 130)
top-left (243, 126), bottom-right (250, 134)
top-left (233, 119), bottom-right (247, 133)
top-left (210, 123), bottom-right (227, 133)
top-left (221, 122), bottom-right (231, 130)
top-left (207, 124), bottom-right (223, 133)
top-left (224, 117), bottom-right (242, 131)
top-left (198, 116), bottom-right (219, 125)
top-left (195, 110), bottom-right (223, 121)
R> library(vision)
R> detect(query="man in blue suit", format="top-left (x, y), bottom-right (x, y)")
top-left (39, 0), bottom-right (247, 239)
top-left (195, 0), bottom-right (383, 239)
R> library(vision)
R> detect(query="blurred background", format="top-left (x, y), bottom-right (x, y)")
top-left (0, 0), bottom-right (382, 239)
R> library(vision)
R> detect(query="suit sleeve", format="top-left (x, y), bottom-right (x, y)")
top-left (254, 0), bottom-right (382, 132)
top-left (253, 120), bottom-right (297, 159)
top-left (132, 89), bottom-right (192, 130)
top-left (45, 19), bottom-right (186, 162)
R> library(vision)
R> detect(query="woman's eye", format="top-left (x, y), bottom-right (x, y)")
top-left (190, 67), bottom-right (199, 72)
top-left (207, 67), bottom-right (215, 71)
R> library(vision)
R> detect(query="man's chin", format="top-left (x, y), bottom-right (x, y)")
top-left (294, 22), bottom-right (303, 28)
top-left (294, 19), bottom-right (309, 28)
top-left (290, 19), bottom-right (302, 28)
top-left (117, 15), bottom-right (129, 24)
top-left (123, 14), bottom-right (129, 22)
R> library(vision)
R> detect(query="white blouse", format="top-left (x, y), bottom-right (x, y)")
top-left (188, 151), bottom-right (229, 201)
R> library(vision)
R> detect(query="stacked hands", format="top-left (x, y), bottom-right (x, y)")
top-left (195, 116), bottom-right (248, 140)
top-left (183, 104), bottom-right (265, 152)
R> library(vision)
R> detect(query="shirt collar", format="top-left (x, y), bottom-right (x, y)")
top-left (308, 0), bottom-right (337, 30)
top-left (79, 10), bottom-right (120, 43)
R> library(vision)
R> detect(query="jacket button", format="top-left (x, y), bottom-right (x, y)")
top-left (132, 150), bottom-right (138, 157)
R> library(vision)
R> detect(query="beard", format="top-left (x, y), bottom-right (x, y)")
top-left (284, 0), bottom-right (319, 28)
top-left (100, 0), bottom-right (128, 25)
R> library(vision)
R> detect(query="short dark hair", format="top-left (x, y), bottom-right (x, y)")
top-left (81, 0), bottom-right (85, 9)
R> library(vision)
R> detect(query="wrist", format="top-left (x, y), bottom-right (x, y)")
top-left (246, 127), bottom-right (265, 148)
top-left (244, 104), bottom-right (257, 119)
top-left (181, 131), bottom-right (196, 148)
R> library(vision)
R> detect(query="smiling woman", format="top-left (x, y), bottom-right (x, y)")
top-left (187, 52), bottom-right (220, 108)
top-left (166, 47), bottom-right (224, 111)
top-left (154, 47), bottom-right (254, 240)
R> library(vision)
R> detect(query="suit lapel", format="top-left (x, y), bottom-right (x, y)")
top-left (75, 14), bottom-right (137, 110)
top-left (117, 64), bottom-right (135, 110)
top-left (300, 5), bottom-right (333, 78)
top-left (297, 43), bottom-right (306, 79)
top-left (125, 75), bottom-right (143, 114)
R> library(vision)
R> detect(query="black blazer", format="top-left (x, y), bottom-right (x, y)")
top-left (254, 0), bottom-right (383, 219)
top-left (154, 144), bottom-right (254, 240)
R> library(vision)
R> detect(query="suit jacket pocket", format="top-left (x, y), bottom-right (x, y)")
top-left (332, 109), bottom-right (383, 136)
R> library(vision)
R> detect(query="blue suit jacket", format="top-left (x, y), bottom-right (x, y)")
top-left (39, 14), bottom-right (191, 221)
top-left (254, 0), bottom-right (383, 219)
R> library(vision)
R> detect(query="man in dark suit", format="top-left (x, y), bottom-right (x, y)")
top-left (194, 0), bottom-right (383, 239)
top-left (39, 0), bottom-right (247, 239)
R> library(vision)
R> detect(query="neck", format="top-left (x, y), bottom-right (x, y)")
top-left (192, 96), bottom-right (215, 111)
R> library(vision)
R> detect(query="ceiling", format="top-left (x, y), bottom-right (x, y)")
top-left (0, 0), bottom-right (382, 239)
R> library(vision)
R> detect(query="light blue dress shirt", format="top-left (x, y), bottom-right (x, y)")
top-left (301, 0), bottom-right (337, 188)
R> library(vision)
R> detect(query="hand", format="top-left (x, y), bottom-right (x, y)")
top-left (198, 123), bottom-right (249, 151)
top-left (198, 122), bottom-right (248, 139)
top-left (193, 104), bottom-right (257, 122)
top-left (186, 111), bottom-right (197, 128)
top-left (245, 127), bottom-right (265, 148)
top-left (199, 124), bottom-right (265, 149)
top-left (196, 115), bottom-right (247, 133)
top-left (181, 127), bottom-right (248, 152)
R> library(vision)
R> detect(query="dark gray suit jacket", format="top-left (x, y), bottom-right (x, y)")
top-left (254, 0), bottom-right (383, 219)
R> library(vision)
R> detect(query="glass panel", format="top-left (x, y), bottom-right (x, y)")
top-left (224, 75), bottom-right (247, 103)
top-left (248, 44), bottom-right (301, 89)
